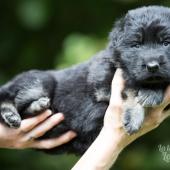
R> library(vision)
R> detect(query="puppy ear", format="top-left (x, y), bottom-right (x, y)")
top-left (107, 14), bottom-right (132, 67)
top-left (108, 17), bottom-right (125, 48)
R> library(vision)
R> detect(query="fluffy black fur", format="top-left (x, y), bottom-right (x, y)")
top-left (1, 6), bottom-right (170, 155)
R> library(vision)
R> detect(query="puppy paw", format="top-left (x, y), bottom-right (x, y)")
top-left (137, 89), bottom-right (164, 107)
top-left (123, 105), bottom-right (145, 135)
top-left (25, 97), bottom-right (50, 114)
top-left (0, 103), bottom-right (21, 128)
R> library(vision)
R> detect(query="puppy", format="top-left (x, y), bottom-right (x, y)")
top-left (0, 5), bottom-right (170, 155)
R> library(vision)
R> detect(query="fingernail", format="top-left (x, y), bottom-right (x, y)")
top-left (69, 131), bottom-right (77, 138)
top-left (53, 113), bottom-right (65, 120)
top-left (46, 110), bottom-right (52, 116)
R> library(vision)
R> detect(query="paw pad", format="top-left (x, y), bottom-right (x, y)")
top-left (1, 111), bottom-right (21, 128)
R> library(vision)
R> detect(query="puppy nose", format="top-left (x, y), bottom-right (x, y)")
top-left (146, 61), bottom-right (159, 73)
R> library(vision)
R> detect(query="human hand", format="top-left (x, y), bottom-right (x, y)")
top-left (72, 69), bottom-right (170, 170)
top-left (103, 68), bottom-right (170, 148)
top-left (0, 110), bottom-right (77, 149)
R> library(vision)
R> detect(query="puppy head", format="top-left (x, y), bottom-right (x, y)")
top-left (110, 6), bottom-right (170, 87)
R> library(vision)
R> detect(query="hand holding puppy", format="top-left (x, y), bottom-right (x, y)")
top-left (72, 69), bottom-right (170, 170)
top-left (0, 110), bottom-right (76, 149)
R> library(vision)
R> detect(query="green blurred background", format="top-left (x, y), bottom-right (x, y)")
top-left (0, 0), bottom-right (170, 169)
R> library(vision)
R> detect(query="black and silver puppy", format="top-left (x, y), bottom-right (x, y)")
top-left (0, 6), bottom-right (170, 155)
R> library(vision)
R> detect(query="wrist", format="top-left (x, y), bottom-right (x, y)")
top-left (72, 126), bottom-right (127, 170)
top-left (99, 127), bottom-right (125, 152)
top-left (100, 126), bottom-right (134, 150)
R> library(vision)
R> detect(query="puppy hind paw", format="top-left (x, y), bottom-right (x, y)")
top-left (0, 103), bottom-right (21, 128)
top-left (25, 97), bottom-right (50, 114)
top-left (2, 112), bottom-right (21, 128)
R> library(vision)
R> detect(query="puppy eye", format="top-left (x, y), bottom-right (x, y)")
top-left (163, 41), bottom-right (170, 47)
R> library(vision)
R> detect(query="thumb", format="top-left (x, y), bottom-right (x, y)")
top-left (109, 68), bottom-right (125, 106)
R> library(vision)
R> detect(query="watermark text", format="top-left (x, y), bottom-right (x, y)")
top-left (158, 144), bottom-right (170, 163)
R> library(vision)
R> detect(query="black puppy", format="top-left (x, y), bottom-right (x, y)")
top-left (0, 6), bottom-right (170, 155)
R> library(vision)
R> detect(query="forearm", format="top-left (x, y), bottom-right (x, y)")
top-left (71, 124), bottom-right (159, 170)
top-left (72, 128), bottom-right (125, 170)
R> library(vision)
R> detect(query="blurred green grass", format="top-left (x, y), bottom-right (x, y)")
top-left (0, 0), bottom-right (170, 169)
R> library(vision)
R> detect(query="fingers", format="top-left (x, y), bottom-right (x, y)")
top-left (19, 112), bottom-right (77, 149)
top-left (163, 86), bottom-right (170, 103)
top-left (20, 110), bottom-right (53, 133)
top-left (23, 113), bottom-right (64, 140)
top-left (31, 131), bottom-right (77, 149)
top-left (164, 110), bottom-right (170, 119)
top-left (159, 86), bottom-right (170, 114)
top-left (0, 109), bottom-right (77, 149)
top-left (140, 86), bottom-right (170, 132)
top-left (104, 69), bottom-right (125, 130)
top-left (109, 68), bottom-right (125, 107)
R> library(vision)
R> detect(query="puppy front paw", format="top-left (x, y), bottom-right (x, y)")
top-left (0, 103), bottom-right (21, 128)
top-left (123, 105), bottom-right (145, 135)
top-left (137, 89), bottom-right (164, 107)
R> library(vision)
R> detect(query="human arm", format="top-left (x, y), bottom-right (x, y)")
top-left (72, 69), bottom-right (170, 170)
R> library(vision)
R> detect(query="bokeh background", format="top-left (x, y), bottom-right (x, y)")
top-left (0, 0), bottom-right (170, 169)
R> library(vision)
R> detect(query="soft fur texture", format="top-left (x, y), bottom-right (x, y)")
top-left (0, 6), bottom-right (170, 155)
